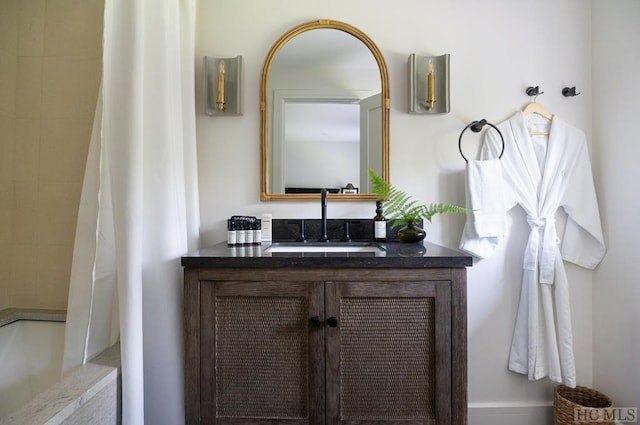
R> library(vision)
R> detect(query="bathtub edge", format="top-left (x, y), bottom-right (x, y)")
top-left (0, 308), bottom-right (67, 328)
top-left (0, 343), bottom-right (121, 425)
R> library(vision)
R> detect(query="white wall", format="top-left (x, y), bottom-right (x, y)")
top-left (196, 1), bottom-right (600, 422)
top-left (592, 0), bottom-right (640, 414)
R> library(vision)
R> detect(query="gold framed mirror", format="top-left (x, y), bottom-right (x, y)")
top-left (260, 19), bottom-right (390, 201)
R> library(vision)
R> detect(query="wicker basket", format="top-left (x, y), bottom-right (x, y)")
top-left (554, 385), bottom-right (614, 425)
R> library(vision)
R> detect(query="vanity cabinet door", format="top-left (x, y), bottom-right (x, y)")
top-left (199, 280), bottom-right (325, 425)
top-left (325, 280), bottom-right (452, 425)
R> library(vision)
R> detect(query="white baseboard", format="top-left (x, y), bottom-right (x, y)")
top-left (469, 402), bottom-right (554, 425)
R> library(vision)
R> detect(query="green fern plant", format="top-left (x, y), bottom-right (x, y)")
top-left (369, 168), bottom-right (470, 229)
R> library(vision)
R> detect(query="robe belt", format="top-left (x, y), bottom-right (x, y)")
top-left (524, 216), bottom-right (557, 284)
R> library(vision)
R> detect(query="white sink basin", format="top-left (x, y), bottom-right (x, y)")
top-left (266, 243), bottom-right (384, 253)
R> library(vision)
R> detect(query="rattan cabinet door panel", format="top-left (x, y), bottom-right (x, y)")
top-left (200, 280), bottom-right (324, 425)
top-left (325, 281), bottom-right (452, 425)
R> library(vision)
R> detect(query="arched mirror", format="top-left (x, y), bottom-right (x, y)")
top-left (260, 19), bottom-right (390, 201)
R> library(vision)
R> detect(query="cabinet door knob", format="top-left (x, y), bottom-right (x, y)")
top-left (310, 316), bottom-right (322, 327)
top-left (327, 316), bottom-right (338, 327)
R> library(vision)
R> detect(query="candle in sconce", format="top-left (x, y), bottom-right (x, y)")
top-left (217, 60), bottom-right (225, 111)
top-left (426, 59), bottom-right (435, 111)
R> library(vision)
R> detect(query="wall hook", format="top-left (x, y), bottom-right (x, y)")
top-left (562, 86), bottom-right (581, 97)
top-left (470, 119), bottom-right (487, 132)
top-left (526, 86), bottom-right (544, 97)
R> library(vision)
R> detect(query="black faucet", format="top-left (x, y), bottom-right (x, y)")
top-left (318, 188), bottom-right (329, 242)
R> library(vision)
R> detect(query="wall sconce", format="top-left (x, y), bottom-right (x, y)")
top-left (409, 53), bottom-right (450, 114)
top-left (204, 56), bottom-right (243, 116)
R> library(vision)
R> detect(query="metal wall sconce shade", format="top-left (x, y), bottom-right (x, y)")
top-left (409, 53), bottom-right (450, 114)
top-left (204, 56), bottom-right (243, 116)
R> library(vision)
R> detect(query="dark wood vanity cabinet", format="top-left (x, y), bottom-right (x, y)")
top-left (184, 267), bottom-right (467, 425)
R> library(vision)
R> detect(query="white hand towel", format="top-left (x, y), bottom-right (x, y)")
top-left (466, 158), bottom-right (506, 237)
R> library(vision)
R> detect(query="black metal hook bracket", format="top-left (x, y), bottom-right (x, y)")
top-left (458, 119), bottom-right (505, 163)
top-left (526, 86), bottom-right (544, 97)
top-left (470, 119), bottom-right (487, 133)
top-left (562, 86), bottom-right (581, 97)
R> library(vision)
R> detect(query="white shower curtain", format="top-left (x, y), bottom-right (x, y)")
top-left (62, 1), bottom-right (199, 424)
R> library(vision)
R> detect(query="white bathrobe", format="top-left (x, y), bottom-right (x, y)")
top-left (460, 111), bottom-right (606, 387)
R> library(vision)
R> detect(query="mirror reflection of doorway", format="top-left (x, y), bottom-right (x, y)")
top-left (270, 89), bottom-right (380, 194)
top-left (359, 93), bottom-right (382, 194)
top-left (284, 101), bottom-right (360, 193)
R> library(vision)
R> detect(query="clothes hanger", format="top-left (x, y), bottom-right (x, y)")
top-left (522, 102), bottom-right (553, 121)
top-left (523, 102), bottom-right (552, 136)
top-left (522, 87), bottom-right (552, 136)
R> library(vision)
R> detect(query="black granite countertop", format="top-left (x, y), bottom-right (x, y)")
top-left (181, 241), bottom-right (472, 269)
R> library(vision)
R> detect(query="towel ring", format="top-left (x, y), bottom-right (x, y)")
top-left (458, 119), bottom-right (505, 163)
